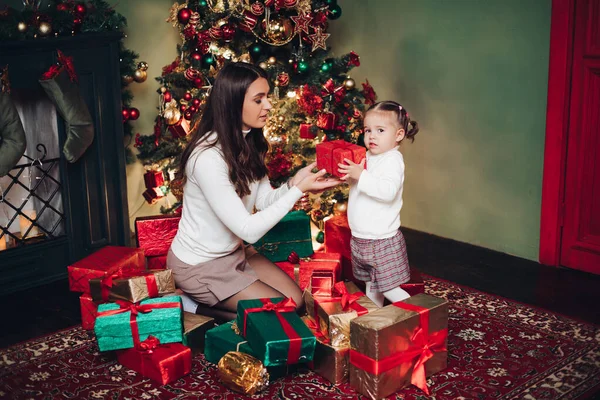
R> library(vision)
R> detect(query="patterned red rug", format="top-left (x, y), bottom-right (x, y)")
top-left (1, 277), bottom-right (598, 400)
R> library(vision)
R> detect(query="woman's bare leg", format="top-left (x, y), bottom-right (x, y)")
top-left (214, 280), bottom-right (284, 313)
top-left (246, 253), bottom-right (304, 310)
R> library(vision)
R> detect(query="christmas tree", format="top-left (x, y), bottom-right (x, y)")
top-left (135, 0), bottom-right (377, 238)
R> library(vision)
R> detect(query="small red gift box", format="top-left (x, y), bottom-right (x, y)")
top-left (299, 123), bottom-right (317, 139)
top-left (168, 118), bottom-right (191, 139)
top-left (135, 215), bottom-right (181, 257)
top-left (142, 187), bottom-right (164, 204)
top-left (117, 336), bottom-right (192, 385)
top-left (79, 293), bottom-right (99, 330)
top-left (67, 246), bottom-right (146, 294)
top-left (316, 140), bottom-right (366, 178)
top-left (275, 252), bottom-right (342, 292)
top-left (316, 111), bottom-right (338, 130)
top-left (144, 170), bottom-right (164, 190)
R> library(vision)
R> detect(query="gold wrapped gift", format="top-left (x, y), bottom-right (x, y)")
top-left (217, 351), bottom-right (269, 395)
top-left (183, 312), bottom-right (215, 354)
top-left (304, 281), bottom-right (379, 348)
top-left (89, 269), bottom-right (175, 303)
top-left (302, 316), bottom-right (349, 385)
top-left (349, 293), bottom-right (448, 399)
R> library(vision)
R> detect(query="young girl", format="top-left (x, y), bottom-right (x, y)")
top-left (168, 62), bottom-right (339, 320)
top-left (337, 100), bottom-right (419, 307)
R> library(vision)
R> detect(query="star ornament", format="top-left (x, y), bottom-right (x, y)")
top-left (291, 12), bottom-right (313, 35)
top-left (309, 27), bottom-right (330, 52)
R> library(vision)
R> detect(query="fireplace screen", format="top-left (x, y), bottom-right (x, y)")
top-left (0, 89), bottom-right (65, 251)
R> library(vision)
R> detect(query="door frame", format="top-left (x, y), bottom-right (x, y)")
top-left (539, 0), bottom-right (576, 265)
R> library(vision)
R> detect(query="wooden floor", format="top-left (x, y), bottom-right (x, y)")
top-left (1, 228), bottom-right (598, 349)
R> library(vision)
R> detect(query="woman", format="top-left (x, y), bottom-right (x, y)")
top-left (168, 62), bottom-right (339, 320)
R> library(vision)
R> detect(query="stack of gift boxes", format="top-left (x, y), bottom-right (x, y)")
top-left (67, 244), bottom-right (215, 385)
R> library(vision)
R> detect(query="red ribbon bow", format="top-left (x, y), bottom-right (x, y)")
top-left (138, 335), bottom-right (161, 353)
top-left (334, 281), bottom-right (366, 313)
top-left (349, 301), bottom-right (447, 395)
top-left (305, 318), bottom-right (330, 344)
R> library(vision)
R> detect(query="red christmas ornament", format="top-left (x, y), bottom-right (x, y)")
top-left (56, 3), bottom-right (69, 11)
top-left (184, 67), bottom-right (200, 81)
top-left (129, 107), bottom-right (140, 120)
top-left (75, 3), bottom-right (86, 15)
top-left (177, 8), bottom-right (192, 25)
top-left (192, 98), bottom-right (201, 107)
top-left (183, 25), bottom-right (197, 40)
top-left (277, 72), bottom-right (290, 87)
top-left (163, 91), bottom-right (172, 102)
top-left (184, 92), bottom-right (192, 101)
top-left (122, 108), bottom-right (131, 121)
top-left (239, 12), bottom-right (258, 32)
top-left (188, 11), bottom-right (200, 26)
top-left (191, 52), bottom-right (202, 61)
top-left (194, 77), bottom-right (204, 88)
top-left (283, 0), bottom-right (297, 7)
top-left (134, 133), bottom-right (142, 147)
top-left (184, 110), bottom-right (193, 120)
top-left (250, 2), bottom-right (264, 15)
top-left (221, 23), bottom-right (236, 41)
top-left (180, 105), bottom-right (187, 112)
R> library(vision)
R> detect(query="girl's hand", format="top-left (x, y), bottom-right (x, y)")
top-left (296, 169), bottom-right (342, 194)
top-left (289, 161), bottom-right (317, 187)
top-left (338, 158), bottom-right (365, 181)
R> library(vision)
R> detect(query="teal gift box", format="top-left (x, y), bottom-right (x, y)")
top-left (94, 295), bottom-right (183, 352)
top-left (205, 321), bottom-right (302, 380)
top-left (236, 297), bottom-right (316, 367)
top-left (253, 211), bottom-right (313, 262)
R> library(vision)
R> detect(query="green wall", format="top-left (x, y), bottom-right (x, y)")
top-left (329, 0), bottom-right (551, 260)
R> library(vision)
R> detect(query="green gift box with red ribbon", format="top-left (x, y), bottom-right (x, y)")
top-left (349, 293), bottom-right (448, 398)
top-left (236, 297), bottom-right (316, 367)
top-left (94, 295), bottom-right (183, 352)
top-left (252, 211), bottom-right (314, 262)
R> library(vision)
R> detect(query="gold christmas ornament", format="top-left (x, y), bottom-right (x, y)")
top-left (122, 75), bottom-right (134, 85)
top-left (344, 78), bottom-right (355, 90)
top-left (17, 22), bottom-right (27, 32)
top-left (277, 115), bottom-right (285, 122)
top-left (137, 61), bottom-right (149, 71)
top-left (259, 62), bottom-right (268, 70)
top-left (267, 56), bottom-right (277, 65)
top-left (163, 99), bottom-right (182, 125)
top-left (160, 86), bottom-right (167, 93)
top-left (333, 200), bottom-right (348, 215)
top-left (261, 16), bottom-right (294, 45)
top-left (38, 21), bottom-right (52, 36)
top-left (133, 69), bottom-right (147, 83)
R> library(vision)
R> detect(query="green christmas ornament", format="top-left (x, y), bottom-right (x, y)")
top-left (298, 60), bottom-right (309, 73)
top-left (316, 231), bottom-right (325, 244)
top-left (325, 0), bottom-right (337, 6)
top-left (199, 0), bottom-right (208, 6)
top-left (250, 43), bottom-right (263, 58)
top-left (320, 62), bottom-right (331, 72)
top-left (328, 5), bottom-right (342, 20)
top-left (202, 54), bottom-right (215, 68)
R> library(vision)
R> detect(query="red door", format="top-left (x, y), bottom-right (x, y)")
top-left (560, 0), bottom-right (600, 274)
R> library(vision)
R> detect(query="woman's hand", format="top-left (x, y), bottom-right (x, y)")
top-left (289, 161), bottom-right (318, 187)
top-left (296, 169), bottom-right (341, 194)
top-left (338, 158), bottom-right (365, 181)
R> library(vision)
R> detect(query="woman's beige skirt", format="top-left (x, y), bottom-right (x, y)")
top-left (167, 246), bottom-right (259, 307)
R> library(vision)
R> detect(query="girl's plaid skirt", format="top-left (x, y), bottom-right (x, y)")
top-left (350, 229), bottom-right (411, 292)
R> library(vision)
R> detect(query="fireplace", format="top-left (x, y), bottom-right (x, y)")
top-left (0, 33), bottom-right (131, 295)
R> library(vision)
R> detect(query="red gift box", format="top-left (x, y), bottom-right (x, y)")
top-left (79, 293), bottom-right (99, 330)
top-left (316, 140), bottom-right (366, 178)
top-left (300, 123), bottom-right (317, 139)
top-left (135, 215), bottom-right (181, 257)
top-left (168, 118), bottom-right (191, 139)
top-left (117, 336), bottom-right (192, 385)
top-left (275, 252), bottom-right (342, 291)
top-left (67, 246), bottom-right (146, 294)
top-left (147, 256), bottom-right (167, 270)
top-left (144, 170), bottom-right (164, 190)
top-left (316, 111), bottom-right (338, 130)
top-left (325, 214), bottom-right (425, 295)
top-left (142, 187), bottom-right (164, 204)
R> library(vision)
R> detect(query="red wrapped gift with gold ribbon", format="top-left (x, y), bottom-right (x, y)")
top-left (349, 293), bottom-right (448, 399)
top-left (304, 281), bottom-right (379, 348)
top-left (302, 316), bottom-right (349, 385)
top-left (135, 214), bottom-right (181, 257)
top-left (67, 246), bottom-right (146, 293)
top-left (275, 251), bottom-right (342, 292)
top-left (316, 140), bottom-right (366, 178)
top-left (79, 293), bottom-right (98, 330)
top-left (117, 336), bottom-right (192, 385)
top-left (89, 269), bottom-right (175, 303)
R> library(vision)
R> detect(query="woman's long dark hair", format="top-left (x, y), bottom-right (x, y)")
top-left (176, 62), bottom-right (270, 197)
